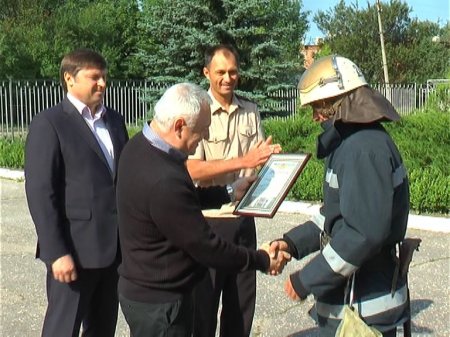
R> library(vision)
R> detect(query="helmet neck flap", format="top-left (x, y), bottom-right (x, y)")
top-left (334, 86), bottom-right (400, 123)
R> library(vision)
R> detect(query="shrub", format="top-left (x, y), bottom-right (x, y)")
top-left (1, 109), bottom-right (448, 214)
top-left (409, 167), bottom-right (449, 214)
top-left (127, 125), bottom-right (141, 139)
top-left (385, 111), bottom-right (449, 175)
top-left (263, 109), bottom-right (449, 214)
top-left (289, 159), bottom-right (323, 202)
top-left (423, 82), bottom-right (450, 113)
top-left (263, 111), bottom-right (324, 203)
top-left (0, 137), bottom-right (25, 169)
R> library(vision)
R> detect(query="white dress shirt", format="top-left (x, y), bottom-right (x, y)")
top-left (67, 93), bottom-right (115, 174)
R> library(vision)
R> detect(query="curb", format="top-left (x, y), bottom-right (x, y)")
top-left (2, 168), bottom-right (449, 233)
top-left (279, 201), bottom-right (450, 233)
top-left (0, 168), bottom-right (25, 181)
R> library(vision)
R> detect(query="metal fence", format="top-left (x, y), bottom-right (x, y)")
top-left (0, 79), bottom-right (153, 138)
top-left (0, 79), bottom-right (443, 138)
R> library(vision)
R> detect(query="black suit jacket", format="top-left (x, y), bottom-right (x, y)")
top-left (25, 97), bottom-right (128, 269)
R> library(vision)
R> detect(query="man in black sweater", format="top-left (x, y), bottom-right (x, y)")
top-left (116, 83), bottom-right (288, 337)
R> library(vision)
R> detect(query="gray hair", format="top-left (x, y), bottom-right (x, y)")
top-left (153, 83), bottom-right (211, 132)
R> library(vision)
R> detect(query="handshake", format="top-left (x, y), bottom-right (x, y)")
top-left (259, 240), bottom-right (302, 301)
top-left (259, 240), bottom-right (291, 276)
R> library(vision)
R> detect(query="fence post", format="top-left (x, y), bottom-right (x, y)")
top-left (414, 83), bottom-right (418, 111)
top-left (9, 79), bottom-right (14, 139)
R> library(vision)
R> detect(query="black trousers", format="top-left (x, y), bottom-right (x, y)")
top-left (41, 261), bottom-right (119, 337)
top-left (119, 293), bottom-right (193, 337)
top-left (193, 216), bottom-right (256, 337)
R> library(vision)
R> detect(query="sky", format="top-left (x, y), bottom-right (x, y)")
top-left (302, 0), bottom-right (450, 43)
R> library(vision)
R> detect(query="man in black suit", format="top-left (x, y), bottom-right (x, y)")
top-left (25, 49), bottom-right (128, 337)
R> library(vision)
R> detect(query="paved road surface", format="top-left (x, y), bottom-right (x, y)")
top-left (1, 179), bottom-right (448, 336)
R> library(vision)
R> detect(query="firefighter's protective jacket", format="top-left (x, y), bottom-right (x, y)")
top-left (284, 120), bottom-right (409, 332)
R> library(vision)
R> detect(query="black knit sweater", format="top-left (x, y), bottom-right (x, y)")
top-left (117, 132), bottom-right (269, 303)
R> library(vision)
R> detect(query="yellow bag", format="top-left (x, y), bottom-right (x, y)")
top-left (335, 274), bottom-right (383, 337)
top-left (335, 305), bottom-right (382, 337)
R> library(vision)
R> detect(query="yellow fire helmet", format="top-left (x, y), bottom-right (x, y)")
top-left (298, 55), bottom-right (367, 106)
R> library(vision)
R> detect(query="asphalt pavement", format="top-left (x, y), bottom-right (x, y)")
top-left (1, 177), bottom-right (449, 337)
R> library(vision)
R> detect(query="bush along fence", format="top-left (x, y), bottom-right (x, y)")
top-left (0, 79), bottom-right (447, 138)
top-left (1, 110), bottom-right (448, 215)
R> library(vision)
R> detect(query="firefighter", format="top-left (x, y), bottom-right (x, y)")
top-left (271, 55), bottom-right (410, 337)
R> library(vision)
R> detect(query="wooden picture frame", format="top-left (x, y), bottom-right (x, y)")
top-left (233, 153), bottom-right (311, 218)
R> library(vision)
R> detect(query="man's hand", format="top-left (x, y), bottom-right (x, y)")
top-left (51, 254), bottom-right (77, 283)
top-left (269, 241), bottom-right (304, 301)
top-left (243, 136), bottom-right (282, 169)
top-left (231, 175), bottom-right (257, 201)
top-left (268, 239), bottom-right (290, 257)
top-left (260, 241), bottom-right (291, 276)
top-left (284, 277), bottom-right (301, 301)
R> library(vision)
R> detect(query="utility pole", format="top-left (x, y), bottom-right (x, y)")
top-left (376, 0), bottom-right (391, 100)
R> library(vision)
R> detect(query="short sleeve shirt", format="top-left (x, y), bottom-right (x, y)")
top-left (190, 91), bottom-right (265, 188)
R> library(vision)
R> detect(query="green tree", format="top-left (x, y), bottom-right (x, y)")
top-left (314, 0), bottom-right (449, 83)
top-left (48, 0), bottom-right (143, 78)
top-left (220, 1), bottom-right (307, 91)
top-left (0, 0), bottom-right (143, 79)
top-left (138, 0), bottom-right (308, 116)
top-left (0, 1), bottom-right (49, 78)
top-left (137, 0), bottom-right (215, 84)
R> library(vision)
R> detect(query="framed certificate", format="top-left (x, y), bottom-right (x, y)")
top-left (233, 153), bottom-right (311, 218)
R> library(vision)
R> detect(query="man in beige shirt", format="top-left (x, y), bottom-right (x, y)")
top-left (187, 44), bottom-right (281, 337)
